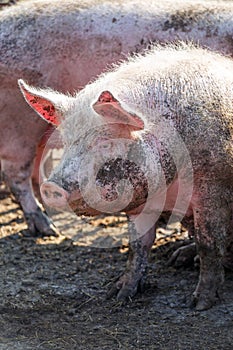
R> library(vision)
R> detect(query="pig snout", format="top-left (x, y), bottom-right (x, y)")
top-left (40, 182), bottom-right (69, 208)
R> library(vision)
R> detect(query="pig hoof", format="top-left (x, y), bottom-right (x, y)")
top-left (107, 283), bottom-right (137, 301)
top-left (191, 298), bottom-right (216, 311)
top-left (107, 274), bottom-right (145, 301)
top-left (191, 293), bottom-right (219, 311)
top-left (25, 209), bottom-right (59, 237)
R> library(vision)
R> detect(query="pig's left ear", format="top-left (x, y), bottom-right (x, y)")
top-left (18, 79), bottom-right (73, 126)
top-left (93, 91), bottom-right (144, 131)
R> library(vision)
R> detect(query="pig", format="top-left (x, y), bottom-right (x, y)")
top-left (18, 43), bottom-right (233, 310)
top-left (1, 0), bottom-right (233, 236)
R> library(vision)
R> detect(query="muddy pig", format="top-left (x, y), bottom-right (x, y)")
top-left (1, 0), bottom-right (233, 236)
top-left (18, 43), bottom-right (233, 310)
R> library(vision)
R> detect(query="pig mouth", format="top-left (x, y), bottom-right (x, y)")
top-left (68, 190), bottom-right (148, 217)
top-left (68, 199), bottom-right (102, 216)
top-left (66, 189), bottom-right (101, 215)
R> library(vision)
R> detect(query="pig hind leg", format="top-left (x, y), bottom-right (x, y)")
top-left (167, 215), bottom-right (197, 268)
top-left (1, 157), bottom-right (58, 236)
top-left (168, 214), bottom-right (233, 271)
top-left (222, 204), bottom-right (233, 270)
top-left (191, 182), bottom-right (231, 311)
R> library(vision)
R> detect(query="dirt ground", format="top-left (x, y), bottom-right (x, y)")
top-left (0, 182), bottom-right (233, 350)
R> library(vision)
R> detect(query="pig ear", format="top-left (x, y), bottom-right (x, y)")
top-left (92, 91), bottom-right (144, 130)
top-left (18, 79), bottom-right (72, 126)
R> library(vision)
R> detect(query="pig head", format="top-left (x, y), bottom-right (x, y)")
top-left (18, 80), bottom-right (166, 224)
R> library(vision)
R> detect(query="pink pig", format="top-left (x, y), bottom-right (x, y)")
top-left (19, 43), bottom-right (233, 310)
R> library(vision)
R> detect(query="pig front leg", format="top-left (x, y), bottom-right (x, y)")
top-left (107, 220), bottom-right (156, 301)
top-left (192, 185), bottom-right (231, 311)
top-left (2, 158), bottom-right (58, 237)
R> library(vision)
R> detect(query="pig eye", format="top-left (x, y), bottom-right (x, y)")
top-left (99, 140), bottom-right (113, 150)
top-left (102, 143), bottom-right (111, 149)
top-left (92, 137), bottom-right (110, 147)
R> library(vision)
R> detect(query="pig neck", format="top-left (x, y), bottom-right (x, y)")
top-left (140, 130), bottom-right (177, 188)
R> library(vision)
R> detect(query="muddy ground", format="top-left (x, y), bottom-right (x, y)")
top-left (0, 182), bottom-right (233, 350)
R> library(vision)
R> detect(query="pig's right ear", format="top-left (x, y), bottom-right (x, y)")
top-left (18, 79), bottom-right (73, 126)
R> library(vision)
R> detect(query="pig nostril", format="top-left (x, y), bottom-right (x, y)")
top-left (53, 191), bottom-right (63, 199)
top-left (44, 190), bottom-right (49, 198)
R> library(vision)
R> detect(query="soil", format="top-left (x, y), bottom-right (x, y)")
top-left (1, 182), bottom-right (233, 350)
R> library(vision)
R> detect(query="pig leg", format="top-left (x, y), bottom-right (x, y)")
top-left (107, 221), bottom-right (156, 301)
top-left (167, 216), bottom-right (197, 268)
top-left (168, 215), bottom-right (233, 270)
top-left (2, 158), bottom-right (58, 237)
top-left (192, 186), bottom-right (231, 311)
top-left (167, 242), bottom-right (197, 268)
top-left (222, 208), bottom-right (233, 270)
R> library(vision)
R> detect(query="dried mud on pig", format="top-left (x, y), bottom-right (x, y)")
top-left (1, 185), bottom-right (233, 350)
